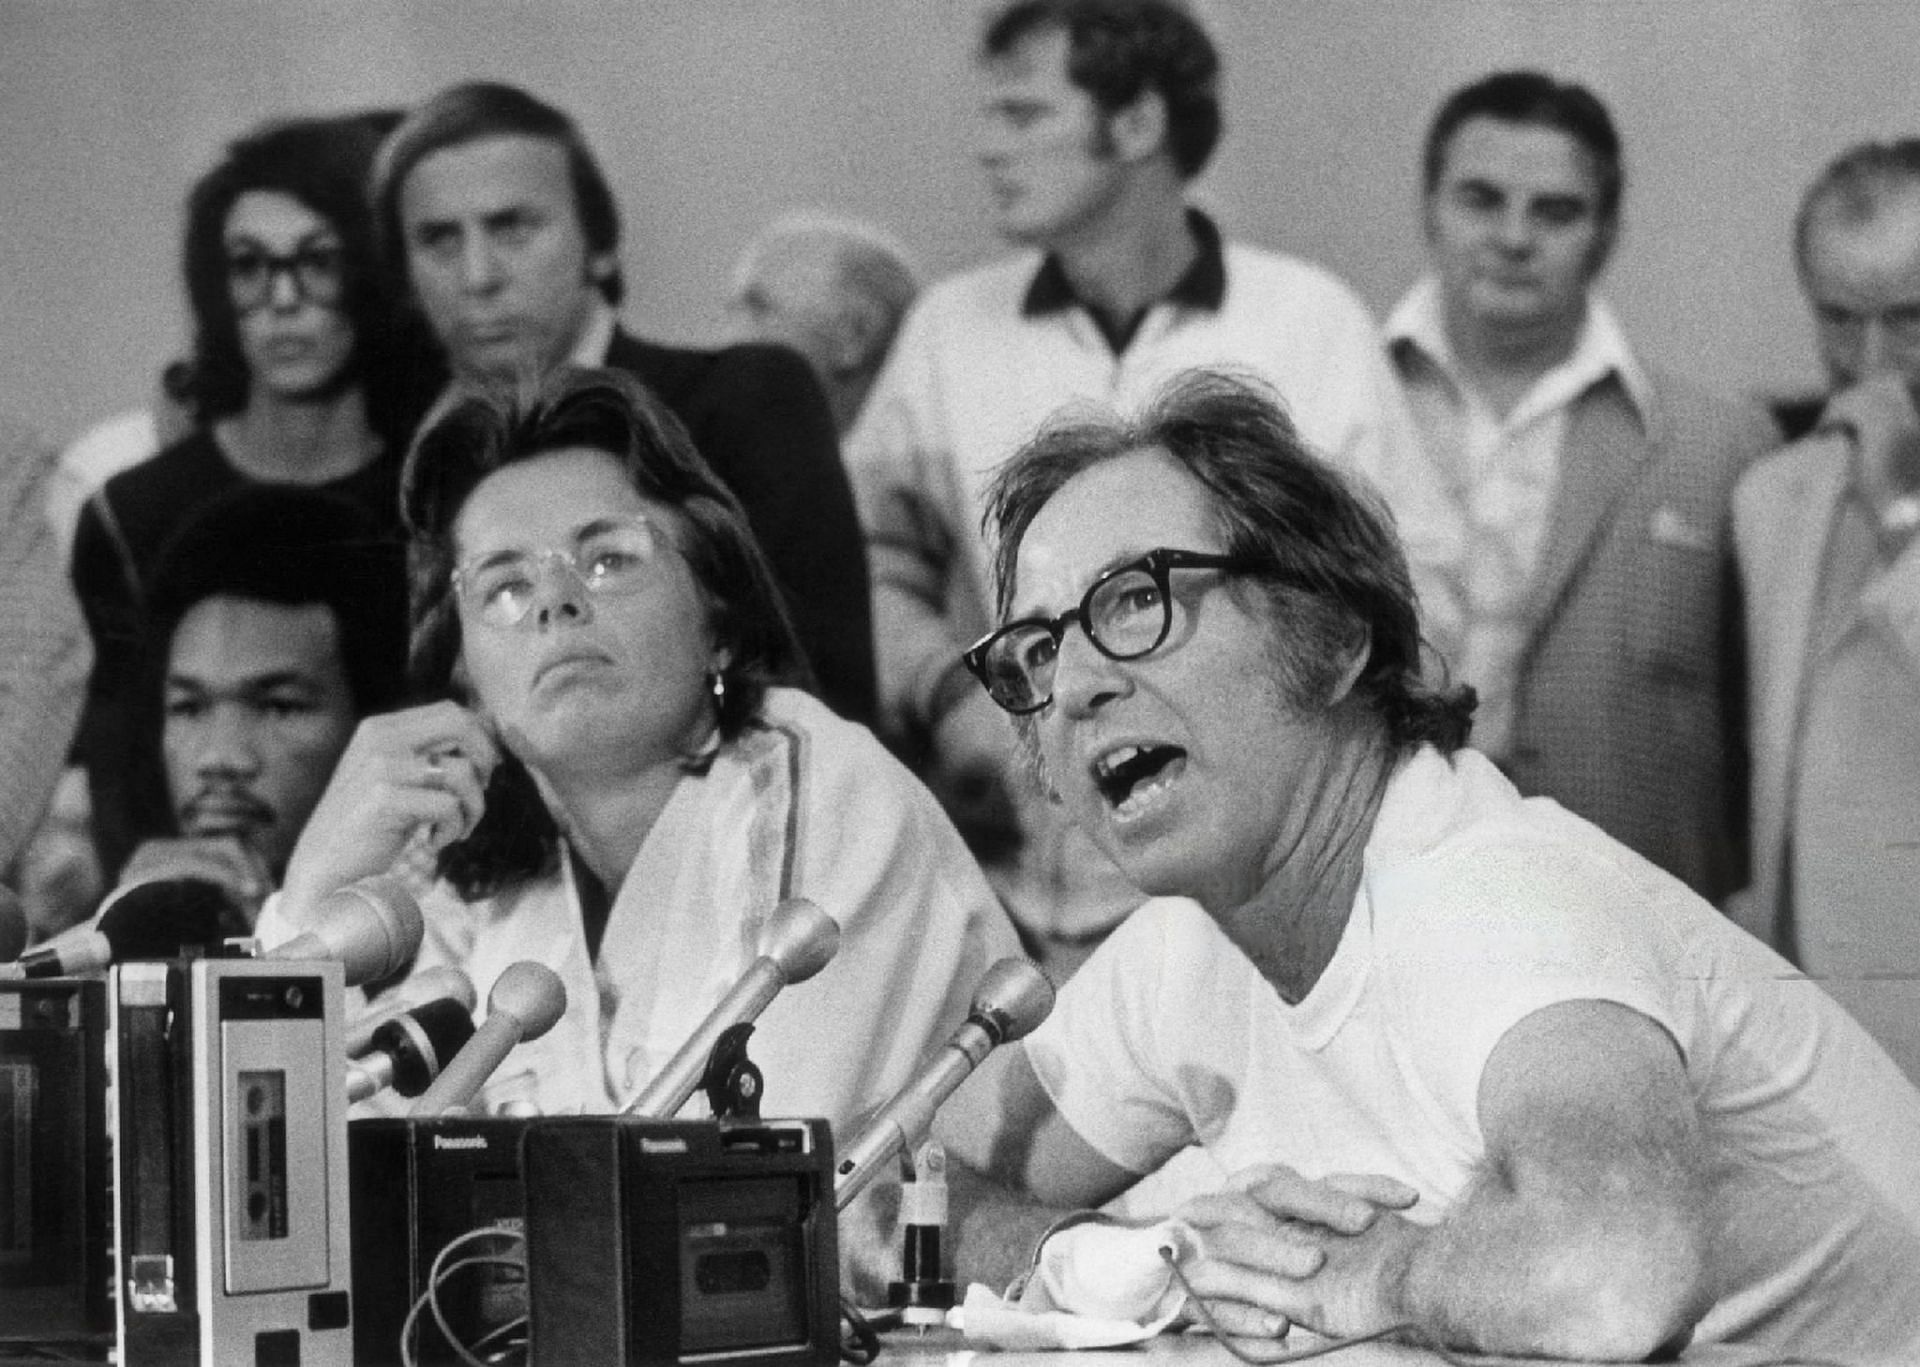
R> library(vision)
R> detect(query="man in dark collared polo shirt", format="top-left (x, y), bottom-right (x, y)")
top-left (846, 0), bottom-right (1437, 969)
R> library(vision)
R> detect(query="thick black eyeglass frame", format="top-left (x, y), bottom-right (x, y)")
top-left (963, 547), bottom-right (1269, 715)
top-left (226, 244), bottom-right (346, 312)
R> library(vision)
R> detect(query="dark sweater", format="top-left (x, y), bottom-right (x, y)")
top-left (69, 428), bottom-right (406, 874)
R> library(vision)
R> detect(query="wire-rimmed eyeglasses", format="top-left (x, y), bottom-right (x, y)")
top-left (962, 547), bottom-right (1269, 714)
top-left (451, 514), bottom-right (664, 630)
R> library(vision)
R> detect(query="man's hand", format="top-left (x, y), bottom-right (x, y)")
top-left (1266, 1206), bottom-right (1425, 1341)
top-left (1168, 1165), bottom-right (1419, 1348)
top-left (278, 702), bottom-right (499, 920)
top-left (120, 834), bottom-right (274, 926)
top-left (1836, 370), bottom-right (1920, 559)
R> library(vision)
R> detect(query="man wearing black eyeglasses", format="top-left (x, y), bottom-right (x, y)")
top-left (917, 369), bottom-right (1920, 1363)
top-left (846, 0), bottom-right (1445, 972)
top-left (966, 548), bottom-right (1267, 717)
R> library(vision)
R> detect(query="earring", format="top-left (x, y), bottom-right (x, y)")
top-left (709, 670), bottom-right (727, 707)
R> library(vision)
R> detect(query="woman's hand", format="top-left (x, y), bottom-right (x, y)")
top-left (278, 702), bottom-right (500, 921)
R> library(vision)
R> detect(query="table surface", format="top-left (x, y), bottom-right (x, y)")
top-left (879, 1325), bottom-right (1817, 1367)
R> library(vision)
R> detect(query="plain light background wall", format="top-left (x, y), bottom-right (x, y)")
top-left (6, 0), bottom-right (1920, 446)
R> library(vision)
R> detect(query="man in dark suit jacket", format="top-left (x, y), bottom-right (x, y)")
top-left (1385, 71), bottom-right (1776, 902)
top-left (372, 82), bottom-right (876, 726)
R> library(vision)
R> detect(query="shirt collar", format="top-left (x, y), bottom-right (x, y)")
top-left (1386, 274), bottom-right (1656, 424)
top-left (569, 297), bottom-right (619, 368)
top-left (424, 297), bottom-right (619, 428)
top-left (1815, 371), bottom-right (1920, 442)
top-left (1021, 206), bottom-right (1227, 326)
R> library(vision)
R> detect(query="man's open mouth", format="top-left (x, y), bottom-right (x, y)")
top-left (1092, 743), bottom-right (1187, 814)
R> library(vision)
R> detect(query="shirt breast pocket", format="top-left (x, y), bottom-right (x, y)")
top-left (1627, 503), bottom-right (1726, 687)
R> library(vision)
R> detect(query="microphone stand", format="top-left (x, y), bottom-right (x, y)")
top-left (698, 1024), bottom-right (764, 1120)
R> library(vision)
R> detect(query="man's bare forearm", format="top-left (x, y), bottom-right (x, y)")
top-left (945, 1157), bottom-right (1081, 1292)
top-left (1389, 1154), bottom-right (1707, 1360)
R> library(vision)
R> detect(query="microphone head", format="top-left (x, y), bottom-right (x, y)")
top-left (488, 961), bottom-right (567, 1041)
top-left (372, 996), bottom-right (477, 1097)
top-left (345, 966), bottom-right (477, 1058)
top-left (401, 964), bottom-right (478, 1015)
top-left (757, 897), bottom-right (840, 985)
top-left (0, 887), bottom-right (27, 962)
top-left (96, 879), bottom-right (236, 961)
top-left (310, 877), bottom-right (426, 985)
top-left (968, 958), bottom-right (1054, 1045)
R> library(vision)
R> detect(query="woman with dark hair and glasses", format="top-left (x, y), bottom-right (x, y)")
top-left (70, 110), bottom-right (434, 880)
top-left (947, 369), bottom-right (1920, 1361)
top-left (260, 367), bottom-right (1019, 1125)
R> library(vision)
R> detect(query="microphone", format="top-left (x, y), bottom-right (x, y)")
top-left (0, 877), bottom-right (233, 980)
top-left (834, 958), bottom-right (1053, 1210)
top-left (344, 996), bottom-right (476, 1104)
top-left (344, 966), bottom-right (476, 1059)
top-left (410, 962), bottom-right (567, 1117)
top-left (267, 876), bottom-right (424, 987)
top-left (621, 897), bottom-right (840, 1118)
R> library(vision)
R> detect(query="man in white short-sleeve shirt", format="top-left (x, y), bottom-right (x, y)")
top-left (1029, 747), bottom-right (1920, 1358)
top-left (936, 369), bottom-right (1920, 1363)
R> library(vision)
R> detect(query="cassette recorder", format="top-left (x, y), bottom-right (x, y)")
top-left (521, 1116), bottom-right (838, 1367)
top-left (348, 1115), bottom-right (533, 1367)
top-left (0, 978), bottom-right (112, 1351)
top-left (108, 957), bottom-right (353, 1367)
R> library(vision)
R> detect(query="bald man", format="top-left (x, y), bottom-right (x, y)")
top-left (1733, 138), bottom-right (1920, 1083)
top-left (729, 214), bottom-right (919, 435)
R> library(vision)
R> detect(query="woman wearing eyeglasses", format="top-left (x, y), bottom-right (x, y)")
top-left (71, 111), bottom-right (433, 884)
top-left (264, 367), bottom-right (1021, 1127)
